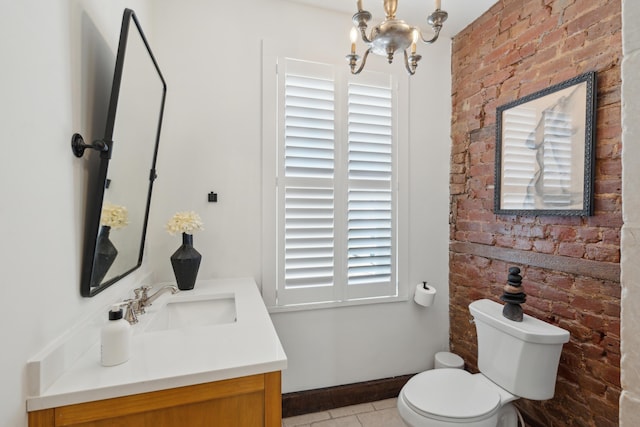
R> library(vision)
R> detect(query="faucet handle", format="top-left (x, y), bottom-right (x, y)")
top-left (132, 285), bottom-right (152, 315)
top-left (134, 285), bottom-right (151, 298)
top-left (122, 299), bottom-right (138, 325)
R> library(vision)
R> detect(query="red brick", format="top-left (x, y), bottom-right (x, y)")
top-left (548, 225), bottom-right (577, 241)
top-left (580, 312), bottom-right (605, 331)
top-left (572, 296), bottom-right (604, 313)
top-left (467, 231), bottom-right (495, 245)
top-left (606, 385), bottom-right (621, 404)
top-left (450, 0), bottom-right (622, 425)
top-left (495, 235), bottom-right (515, 248)
top-left (586, 15), bottom-right (621, 42)
top-left (513, 237), bottom-right (533, 251)
top-left (557, 242), bottom-right (586, 258)
top-left (551, 302), bottom-right (576, 319)
top-left (450, 184), bottom-right (465, 195)
top-left (451, 174), bottom-right (466, 185)
top-left (576, 227), bottom-right (601, 243)
top-left (565, 7), bottom-right (610, 36)
top-left (539, 286), bottom-right (571, 303)
top-left (585, 244), bottom-right (620, 262)
top-left (533, 239), bottom-right (556, 254)
top-left (545, 272), bottom-right (575, 290)
top-left (606, 319), bottom-right (621, 338)
top-left (499, 9), bottom-right (520, 33)
top-left (573, 277), bottom-right (604, 295)
top-left (603, 300), bottom-right (621, 318)
top-left (594, 195), bottom-right (622, 213)
top-left (467, 210), bottom-right (495, 222)
top-left (586, 213), bottom-right (623, 228)
top-left (457, 220), bottom-right (482, 232)
top-left (599, 159), bottom-right (622, 177)
top-left (563, 31), bottom-right (587, 52)
top-left (558, 319), bottom-right (594, 341)
top-left (586, 359), bottom-right (621, 389)
top-left (483, 68), bottom-right (514, 87)
top-left (577, 374), bottom-right (607, 395)
top-left (572, 40), bottom-right (615, 65)
top-left (450, 164), bottom-right (466, 175)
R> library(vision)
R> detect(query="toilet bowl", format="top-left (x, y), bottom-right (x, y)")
top-left (397, 369), bottom-right (518, 427)
top-left (397, 299), bottom-right (570, 427)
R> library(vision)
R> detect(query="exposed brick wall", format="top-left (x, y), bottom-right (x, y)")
top-left (449, 1), bottom-right (621, 426)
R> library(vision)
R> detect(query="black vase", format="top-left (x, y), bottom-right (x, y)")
top-left (170, 233), bottom-right (202, 291)
top-left (91, 226), bottom-right (118, 287)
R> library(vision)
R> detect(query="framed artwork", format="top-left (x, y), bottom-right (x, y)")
top-left (494, 71), bottom-right (597, 216)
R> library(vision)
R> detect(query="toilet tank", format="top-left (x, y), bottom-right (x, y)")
top-left (469, 299), bottom-right (570, 400)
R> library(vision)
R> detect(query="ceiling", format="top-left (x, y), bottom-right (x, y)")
top-left (286, 0), bottom-right (497, 39)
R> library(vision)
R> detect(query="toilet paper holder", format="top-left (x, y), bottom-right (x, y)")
top-left (414, 281), bottom-right (436, 307)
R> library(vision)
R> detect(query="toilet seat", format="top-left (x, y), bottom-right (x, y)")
top-left (402, 369), bottom-right (501, 423)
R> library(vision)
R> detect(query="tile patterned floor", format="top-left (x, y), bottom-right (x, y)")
top-left (282, 398), bottom-right (408, 427)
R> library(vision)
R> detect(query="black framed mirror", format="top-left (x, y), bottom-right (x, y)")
top-left (494, 71), bottom-right (596, 216)
top-left (75, 9), bottom-right (166, 296)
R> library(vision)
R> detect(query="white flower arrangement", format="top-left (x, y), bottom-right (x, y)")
top-left (166, 211), bottom-right (204, 236)
top-left (100, 203), bottom-right (129, 229)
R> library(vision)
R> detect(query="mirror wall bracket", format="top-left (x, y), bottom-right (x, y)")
top-left (71, 133), bottom-right (109, 158)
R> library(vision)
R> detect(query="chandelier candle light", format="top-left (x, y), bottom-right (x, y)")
top-left (347, 0), bottom-right (448, 75)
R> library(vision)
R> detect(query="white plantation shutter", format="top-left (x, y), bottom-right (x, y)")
top-left (277, 59), bottom-right (337, 305)
top-left (275, 58), bottom-right (397, 307)
top-left (346, 77), bottom-right (395, 299)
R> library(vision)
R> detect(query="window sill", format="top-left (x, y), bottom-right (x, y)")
top-left (266, 294), bottom-right (409, 314)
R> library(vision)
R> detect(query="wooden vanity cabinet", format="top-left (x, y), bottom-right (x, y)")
top-left (28, 371), bottom-right (281, 427)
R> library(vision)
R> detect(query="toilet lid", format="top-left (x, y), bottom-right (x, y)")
top-left (402, 369), bottom-right (501, 422)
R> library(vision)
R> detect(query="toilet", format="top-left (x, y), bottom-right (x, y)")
top-left (398, 299), bottom-right (570, 427)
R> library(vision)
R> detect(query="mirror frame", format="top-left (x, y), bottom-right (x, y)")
top-left (494, 71), bottom-right (597, 216)
top-left (79, 9), bottom-right (167, 297)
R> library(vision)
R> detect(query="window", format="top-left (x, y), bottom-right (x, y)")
top-left (262, 51), bottom-right (408, 311)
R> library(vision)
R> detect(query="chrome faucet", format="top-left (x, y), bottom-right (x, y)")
top-left (133, 284), bottom-right (179, 314)
top-left (122, 299), bottom-right (139, 324)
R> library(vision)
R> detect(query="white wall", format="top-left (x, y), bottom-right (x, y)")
top-left (620, 0), bottom-right (640, 423)
top-left (0, 1), bottom-right (450, 425)
top-left (0, 1), bottom-right (153, 426)
top-left (148, 0), bottom-right (452, 393)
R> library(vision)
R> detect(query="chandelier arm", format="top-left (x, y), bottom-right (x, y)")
top-left (358, 26), bottom-right (373, 44)
top-left (421, 9), bottom-right (447, 44)
top-left (352, 10), bottom-right (373, 43)
top-left (403, 50), bottom-right (416, 75)
top-left (351, 48), bottom-right (372, 75)
top-left (419, 26), bottom-right (442, 44)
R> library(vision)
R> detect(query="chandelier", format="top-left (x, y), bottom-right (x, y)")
top-left (346, 0), bottom-right (448, 75)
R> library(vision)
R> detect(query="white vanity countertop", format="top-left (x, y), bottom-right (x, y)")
top-left (26, 277), bottom-right (287, 411)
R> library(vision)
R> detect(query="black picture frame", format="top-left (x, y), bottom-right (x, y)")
top-left (494, 71), bottom-right (597, 216)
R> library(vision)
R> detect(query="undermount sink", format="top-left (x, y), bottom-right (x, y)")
top-left (144, 293), bottom-right (237, 332)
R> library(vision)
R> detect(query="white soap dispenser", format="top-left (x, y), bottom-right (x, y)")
top-left (101, 304), bottom-right (131, 367)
